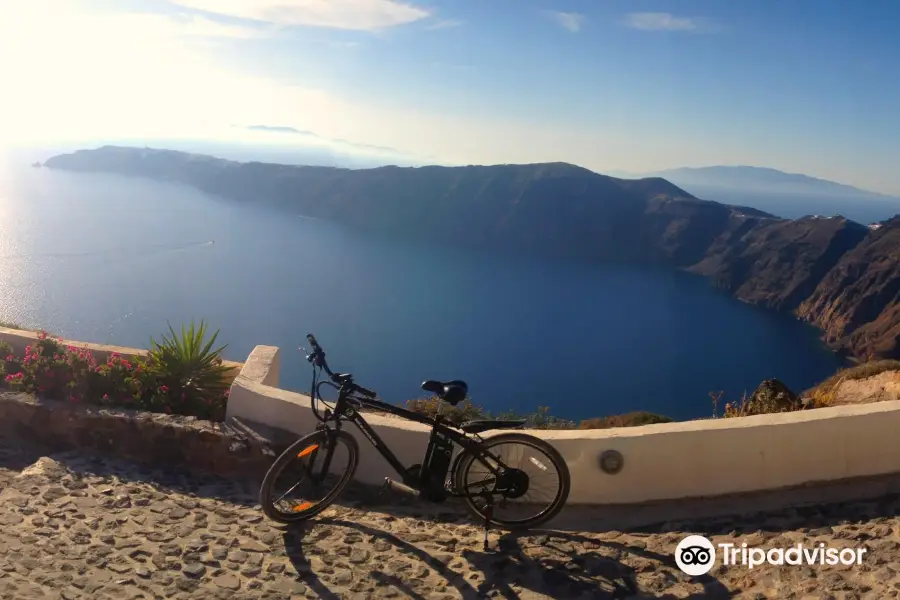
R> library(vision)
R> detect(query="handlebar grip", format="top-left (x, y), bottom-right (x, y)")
top-left (355, 385), bottom-right (377, 399)
top-left (306, 333), bottom-right (321, 350)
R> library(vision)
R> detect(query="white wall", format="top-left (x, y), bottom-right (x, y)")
top-left (229, 345), bottom-right (900, 506)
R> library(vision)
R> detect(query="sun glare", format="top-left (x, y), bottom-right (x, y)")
top-left (0, 3), bottom-right (325, 146)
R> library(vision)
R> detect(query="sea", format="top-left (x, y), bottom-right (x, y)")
top-left (0, 147), bottom-right (844, 422)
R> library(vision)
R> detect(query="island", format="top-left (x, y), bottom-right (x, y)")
top-left (44, 146), bottom-right (900, 360)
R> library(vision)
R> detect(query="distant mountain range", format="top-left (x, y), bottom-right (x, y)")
top-left (43, 146), bottom-right (900, 361)
top-left (640, 166), bottom-right (891, 199)
top-left (608, 165), bottom-right (900, 225)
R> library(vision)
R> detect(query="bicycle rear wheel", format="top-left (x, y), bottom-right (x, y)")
top-left (259, 429), bottom-right (359, 524)
top-left (452, 432), bottom-right (570, 530)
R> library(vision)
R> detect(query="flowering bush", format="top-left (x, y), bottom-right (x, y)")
top-left (0, 328), bottom-right (230, 421)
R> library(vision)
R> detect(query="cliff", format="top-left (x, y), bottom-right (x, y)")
top-left (45, 146), bottom-right (898, 359)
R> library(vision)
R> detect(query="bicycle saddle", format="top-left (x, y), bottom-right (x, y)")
top-left (421, 379), bottom-right (468, 406)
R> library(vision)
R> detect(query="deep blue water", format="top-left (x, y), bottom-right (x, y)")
top-left (0, 150), bottom-right (843, 421)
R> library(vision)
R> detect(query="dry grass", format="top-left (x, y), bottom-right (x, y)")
top-left (803, 359), bottom-right (900, 407)
top-left (577, 411), bottom-right (672, 429)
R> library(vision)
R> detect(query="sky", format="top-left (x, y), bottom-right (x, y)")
top-left (1, 0), bottom-right (899, 194)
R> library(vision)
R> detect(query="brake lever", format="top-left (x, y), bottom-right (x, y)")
top-left (300, 346), bottom-right (316, 364)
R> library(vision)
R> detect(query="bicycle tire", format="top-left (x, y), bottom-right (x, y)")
top-left (452, 432), bottom-right (570, 530)
top-left (259, 428), bottom-right (359, 524)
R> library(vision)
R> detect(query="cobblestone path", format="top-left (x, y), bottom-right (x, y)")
top-left (1, 443), bottom-right (898, 599)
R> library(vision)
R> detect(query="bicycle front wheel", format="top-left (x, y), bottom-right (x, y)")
top-left (259, 428), bottom-right (359, 524)
top-left (452, 432), bottom-right (570, 530)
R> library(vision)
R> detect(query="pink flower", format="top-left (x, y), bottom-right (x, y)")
top-left (102, 394), bottom-right (109, 400)
top-left (5, 354), bottom-right (12, 361)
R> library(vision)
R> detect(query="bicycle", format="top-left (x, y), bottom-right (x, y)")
top-left (259, 334), bottom-right (571, 549)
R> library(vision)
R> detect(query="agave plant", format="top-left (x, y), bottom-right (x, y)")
top-left (147, 320), bottom-right (231, 407)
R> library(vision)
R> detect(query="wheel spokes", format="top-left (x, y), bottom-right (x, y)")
top-left (461, 439), bottom-right (563, 524)
top-left (270, 436), bottom-right (350, 516)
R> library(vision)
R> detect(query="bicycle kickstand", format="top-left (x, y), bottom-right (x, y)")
top-left (482, 495), bottom-right (494, 552)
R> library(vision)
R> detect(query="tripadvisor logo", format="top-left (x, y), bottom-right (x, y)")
top-left (674, 535), bottom-right (867, 575)
top-left (675, 535), bottom-right (716, 576)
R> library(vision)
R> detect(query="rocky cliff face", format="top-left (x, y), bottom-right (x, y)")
top-left (45, 146), bottom-right (899, 359)
top-left (797, 219), bottom-right (900, 357)
top-left (688, 216), bottom-right (870, 312)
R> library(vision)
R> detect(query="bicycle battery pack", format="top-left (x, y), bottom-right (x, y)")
top-left (420, 432), bottom-right (453, 502)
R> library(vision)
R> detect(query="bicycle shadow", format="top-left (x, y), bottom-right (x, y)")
top-left (468, 529), bottom-right (735, 599)
top-left (279, 517), bottom-right (735, 599)
top-left (281, 518), bottom-right (482, 600)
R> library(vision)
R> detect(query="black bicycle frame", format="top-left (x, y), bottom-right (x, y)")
top-left (321, 387), bottom-right (505, 494)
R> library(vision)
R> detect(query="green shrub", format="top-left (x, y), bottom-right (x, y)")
top-left (405, 395), bottom-right (677, 430)
top-left (405, 396), bottom-right (489, 425)
top-left (495, 405), bottom-right (578, 429)
top-left (405, 398), bottom-right (574, 430)
top-left (0, 321), bottom-right (41, 332)
top-left (147, 320), bottom-right (231, 418)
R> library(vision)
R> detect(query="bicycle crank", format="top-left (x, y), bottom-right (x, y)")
top-left (382, 477), bottom-right (421, 498)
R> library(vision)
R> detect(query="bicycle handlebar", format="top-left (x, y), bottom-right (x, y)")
top-left (305, 333), bottom-right (377, 399)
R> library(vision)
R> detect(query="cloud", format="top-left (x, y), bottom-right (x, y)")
top-left (546, 11), bottom-right (585, 33)
top-left (425, 19), bottom-right (463, 30)
top-left (246, 125), bottom-right (311, 134)
top-left (170, 0), bottom-right (431, 31)
top-left (239, 125), bottom-right (410, 158)
top-left (624, 12), bottom-right (720, 33)
top-left (168, 13), bottom-right (267, 39)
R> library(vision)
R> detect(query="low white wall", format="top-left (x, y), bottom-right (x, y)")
top-left (228, 345), bottom-right (900, 506)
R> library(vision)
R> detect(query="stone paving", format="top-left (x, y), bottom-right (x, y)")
top-left (1, 442), bottom-right (899, 599)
